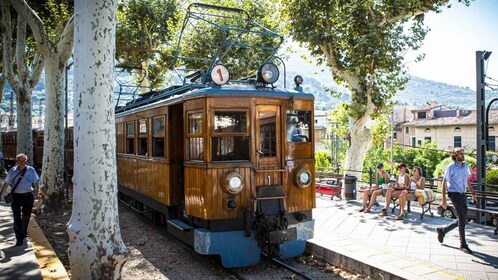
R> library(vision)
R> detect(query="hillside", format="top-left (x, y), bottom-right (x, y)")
top-left (306, 74), bottom-right (496, 112)
top-left (2, 70), bottom-right (496, 117)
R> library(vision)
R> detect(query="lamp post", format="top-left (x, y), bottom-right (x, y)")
top-left (476, 50), bottom-right (492, 224)
top-left (38, 97), bottom-right (45, 129)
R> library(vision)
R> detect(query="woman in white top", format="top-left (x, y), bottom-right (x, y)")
top-left (379, 163), bottom-right (410, 217)
top-left (394, 166), bottom-right (426, 220)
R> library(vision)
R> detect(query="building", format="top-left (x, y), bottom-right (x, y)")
top-left (396, 102), bottom-right (498, 151)
top-left (314, 110), bottom-right (329, 151)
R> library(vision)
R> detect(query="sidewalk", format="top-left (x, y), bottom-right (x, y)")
top-left (0, 202), bottom-right (68, 280)
top-left (309, 195), bottom-right (498, 280)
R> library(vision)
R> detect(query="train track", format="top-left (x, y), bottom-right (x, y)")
top-left (262, 252), bottom-right (316, 280)
top-left (119, 197), bottom-right (328, 280)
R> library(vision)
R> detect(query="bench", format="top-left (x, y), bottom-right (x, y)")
top-left (392, 189), bottom-right (435, 219)
top-left (473, 191), bottom-right (498, 235)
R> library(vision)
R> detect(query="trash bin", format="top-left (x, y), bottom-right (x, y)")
top-left (341, 175), bottom-right (357, 200)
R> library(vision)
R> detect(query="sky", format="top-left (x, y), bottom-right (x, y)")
top-left (407, 0), bottom-right (498, 89)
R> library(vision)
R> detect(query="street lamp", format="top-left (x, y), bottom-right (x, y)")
top-left (38, 97), bottom-right (45, 129)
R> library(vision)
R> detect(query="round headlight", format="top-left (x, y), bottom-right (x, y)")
top-left (257, 62), bottom-right (279, 84)
top-left (223, 172), bottom-right (244, 194)
top-left (296, 169), bottom-right (312, 188)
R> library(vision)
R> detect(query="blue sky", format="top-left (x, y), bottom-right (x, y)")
top-left (407, 0), bottom-right (498, 89)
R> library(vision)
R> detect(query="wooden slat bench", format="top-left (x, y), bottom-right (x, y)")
top-left (473, 191), bottom-right (498, 235)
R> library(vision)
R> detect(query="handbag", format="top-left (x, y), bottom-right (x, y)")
top-left (5, 193), bottom-right (13, 203)
top-left (3, 168), bottom-right (27, 204)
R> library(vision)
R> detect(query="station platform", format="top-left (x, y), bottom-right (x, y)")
top-left (0, 202), bottom-right (69, 280)
top-left (309, 195), bottom-right (498, 280)
top-left (2, 194), bottom-right (497, 280)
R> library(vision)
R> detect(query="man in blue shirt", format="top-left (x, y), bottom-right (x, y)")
top-left (0, 153), bottom-right (43, 246)
top-left (437, 148), bottom-right (476, 254)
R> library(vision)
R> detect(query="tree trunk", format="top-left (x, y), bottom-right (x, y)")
top-left (16, 86), bottom-right (34, 162)
top-left (67, 1), bottom-right (127, 279)
top-left (41, 59), bottom-right (66, 205)
top-left (343, 112), bottom-right (373, 180)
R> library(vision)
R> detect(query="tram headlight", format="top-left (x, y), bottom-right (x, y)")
top-left (257, 62), bottom-right (279, 84)
top-left (295, 168), bottom-right (312, 188)
top-left (222, 171), bottom-right (245, 194)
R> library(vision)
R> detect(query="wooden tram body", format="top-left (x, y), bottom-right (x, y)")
top-left (115, 83), bottom-right (316, 267)
top-left (2, 129), bottom-right (74, 172)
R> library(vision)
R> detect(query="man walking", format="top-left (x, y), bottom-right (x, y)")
top-left (437, 148), bottom-right (476, 254)
top-left (0, 153), bottom-right (43, 246)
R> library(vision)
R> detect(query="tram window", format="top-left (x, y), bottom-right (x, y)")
top-left (139, 138), bottom-right (148, 156)
top-left (286, 110), bottom-right (312, 143)
top-left (212, 136), bottom-right (250, 161)
top-left (126, 121), bottom-right (135, 154)
top-left (187, 137), bottom-right (204, 161)
top-left (138, 119), bottom-right (148, 156)
top-left (152, 117), bottom-right (165, 157)
top-left (139, 119), bottom-right (147, 134)
top-left (259, 112), bottom-right (276, 157)
top-left (211, 111), bottom-right (249, 161)
top-left (213, 111), bottom-right (247, 133)
top-left (188, 112), bottom-right (203, 134)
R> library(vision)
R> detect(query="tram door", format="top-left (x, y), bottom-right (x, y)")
top-left (254, 105), bottom-right (283, 187)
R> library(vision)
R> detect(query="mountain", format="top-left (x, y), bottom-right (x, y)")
top-left (304, 74), bottom-right (496, 112)
top-left (2, 67), bottom-right (496, 117)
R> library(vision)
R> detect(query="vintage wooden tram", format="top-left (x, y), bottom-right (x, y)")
top-left (115, 3), bottom-right (316, 267)
top-left (1, 3), bottom-right (316, 268)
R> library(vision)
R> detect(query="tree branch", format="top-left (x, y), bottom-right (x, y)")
top-left (15, 16), bottom-right (28, 86)
top-left (380, 0), bottom-right (450, 25)
top-left (1, 2), bottom-right (14, 83)
top-left (10, 0), bottom-right (53, 55)
top-left (30, 54), bottom-right (44, 89)
top-left (56, 15), bottom-right (74, 61)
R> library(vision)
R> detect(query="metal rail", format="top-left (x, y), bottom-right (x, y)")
top-left (261, 252), bottom-right (315, 280)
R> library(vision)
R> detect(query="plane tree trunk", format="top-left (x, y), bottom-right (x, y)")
top-left (67, 0), bottom-right (127, 278)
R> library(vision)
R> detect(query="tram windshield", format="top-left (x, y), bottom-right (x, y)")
top-left (286, 110), bottom-right (312, 143)
top-left (212, 111), bottom-right (250, 161)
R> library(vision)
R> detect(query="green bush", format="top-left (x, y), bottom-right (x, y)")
top-left (485, 169), bottom-right (498, 192)
top-left (433, 156), bottom-right (476, 178)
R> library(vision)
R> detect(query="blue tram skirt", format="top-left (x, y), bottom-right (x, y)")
top-left (194, 220), bottom-right (315, 268)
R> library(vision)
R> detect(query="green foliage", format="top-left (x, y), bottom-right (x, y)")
top-left (328, 102), bottom-right (349, 137)
top-left (116, 0), bottom-right (180, 89)
top-left (315, 150), bottom-right (331, 172)
top-left (281, 0), bottom-right (470, 172)
top-left (485, 170), bottom-right (498, 192)
top-left (36, 0), bottom-right (74, 42)
top-left (411, 141), bottom-right (446, 177)
top-left (364, 141), bottom-right (449, 179)
top-left (433, 155), bottom-right (477, 178)
top-left (174, 0), bottom-right (284, 80)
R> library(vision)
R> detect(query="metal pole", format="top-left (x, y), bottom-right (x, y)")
top-left (390, 109), bottom-right (394, 176)
top-left (9, 91), bottom-right (14, 129)
top-left (476, 51), bottom-right (487, 224)
top-left (273, 56), bottom-right (286, 89)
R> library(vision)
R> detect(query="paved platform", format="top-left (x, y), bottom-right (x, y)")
top-left (0, 202), bottom-right (69, 280)
top-left (308, 195), bottom-right (498, 280)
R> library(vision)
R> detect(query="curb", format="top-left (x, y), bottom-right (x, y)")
top-left (28, 217), bottom-right (70, 280)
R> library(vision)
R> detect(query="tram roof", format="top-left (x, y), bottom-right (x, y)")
top-left (115, 83), bottom-right (314, 117)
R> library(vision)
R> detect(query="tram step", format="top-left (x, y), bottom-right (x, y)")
top-left (167, 219), bottom-right (193, 231)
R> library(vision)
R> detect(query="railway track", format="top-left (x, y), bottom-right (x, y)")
top-left (118, 197), bottom-right (355, 280)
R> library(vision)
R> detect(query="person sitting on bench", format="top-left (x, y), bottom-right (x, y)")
top-left (394, 166), bottom-right (426, 220)
top-left (378, 163), bottom-right (410, 216)
top-left (360, 163), bottom-right (389, 213)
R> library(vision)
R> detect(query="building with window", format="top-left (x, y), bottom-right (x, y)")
top-left (396, 102), bottom-right (498, 151)
top-left (314, 110), bottom-right (329, 151)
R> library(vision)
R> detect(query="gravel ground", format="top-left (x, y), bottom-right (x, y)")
top-left (34, 200), bottom-right (366, 280)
